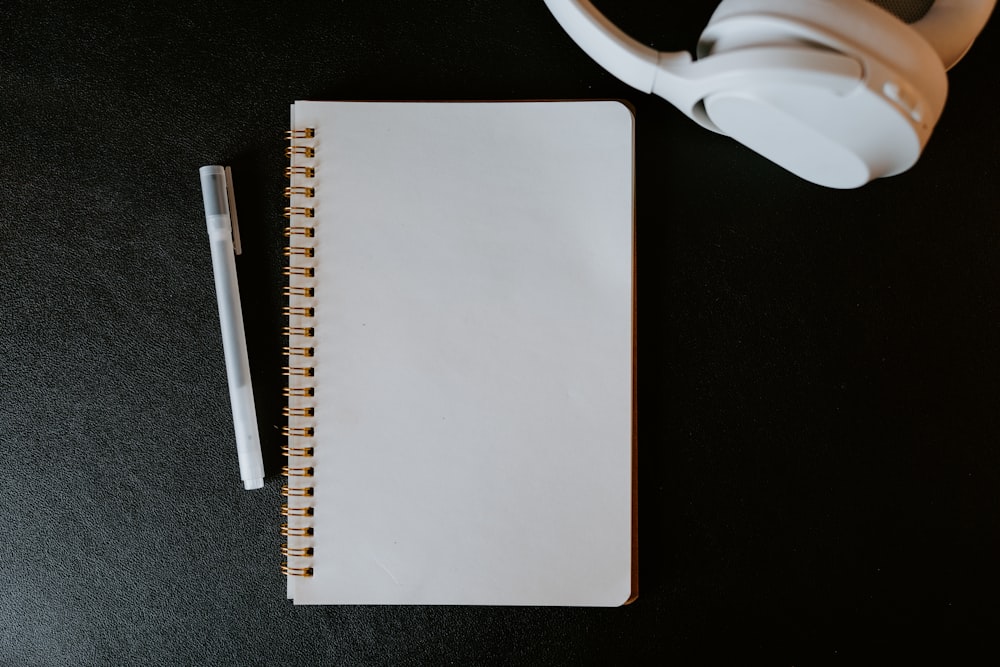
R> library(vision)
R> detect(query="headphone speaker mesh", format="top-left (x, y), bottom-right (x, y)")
top-left (868, 0), bottom-right (934, 23)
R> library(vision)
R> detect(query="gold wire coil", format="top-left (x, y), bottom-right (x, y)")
top-left (285, 166), bottom-right (315, 178)
top-left (281, 504), bottom-right (315, 517)
top-left (282, 444), bottom-right (315, 457)
top-left (282, 326), bottom-right (315, 337)
top-left (282, 426), bottom-right (315, 438)
top-left (281, 524), bottom-right (315, 537)
top-left (285, 146), bottom-right (316, 158)
top-left (285, 126), bottom-right (319, 578)
top-left (281, 545), bottom-right (315, 558)
top-left (284, 206), bottom-right (315, 218)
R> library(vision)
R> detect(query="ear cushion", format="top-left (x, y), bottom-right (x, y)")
top-left (699, 0), bottom-right (947, 111)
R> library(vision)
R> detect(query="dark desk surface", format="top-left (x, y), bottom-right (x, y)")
top-left (2, 1), bottom-right (998, 663)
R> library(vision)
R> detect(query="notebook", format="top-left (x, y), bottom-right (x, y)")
top-left (281, 100), bottom-right (635, 606)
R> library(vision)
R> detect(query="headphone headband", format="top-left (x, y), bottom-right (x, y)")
top-left (910, 0), bottom-right (996, 68)
top-left (542, 0), bottom-right (664, 93)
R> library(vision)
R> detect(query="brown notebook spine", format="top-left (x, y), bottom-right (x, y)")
top-left (281, 127), bottom-right (317, 578)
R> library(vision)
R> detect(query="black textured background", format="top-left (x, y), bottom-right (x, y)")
top-left (2, 1), bottom-right (998, 663)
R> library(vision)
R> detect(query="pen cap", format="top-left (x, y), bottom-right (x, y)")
top-left (199, 165), bottom-right (231, 219)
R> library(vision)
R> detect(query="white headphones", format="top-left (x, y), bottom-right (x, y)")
top-left (544, 0), bottom-right (995, 188)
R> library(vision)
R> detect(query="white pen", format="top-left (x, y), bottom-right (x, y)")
top-left (199, 165), bottom-right (265, 490)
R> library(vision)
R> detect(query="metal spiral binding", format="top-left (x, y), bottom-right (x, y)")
top-left (281, 545), bottom-right (315, 557)
top-left (280, 564), bottom-right (314, 577)
top-left (285, 166), bottom-right (315, 178)
top-left (283, 125), bottom-right (317, 578)
top-left (281, 444), bottom-right (314, 457)
top-left (281, 505), bottom-right (315, 517)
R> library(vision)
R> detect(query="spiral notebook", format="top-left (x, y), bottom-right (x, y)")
top-left (281, 100), bottom-right (636, 606)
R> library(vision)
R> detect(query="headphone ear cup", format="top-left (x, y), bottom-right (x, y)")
top-left (700, 0), bottom-right (947, 104)
top-left (692, 0), bottom-right (949, 187)
top-left (701, 77), bottom-right (917, 188)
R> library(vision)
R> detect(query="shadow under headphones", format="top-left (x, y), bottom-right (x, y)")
top-left (543, 0), bottom-right (995, 188)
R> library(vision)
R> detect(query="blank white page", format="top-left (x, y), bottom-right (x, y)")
top-left (284, 101), bottom-right (634, 605)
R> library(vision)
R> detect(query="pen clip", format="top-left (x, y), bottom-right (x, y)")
top-left (225, 166), bottom-right (243, 256)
